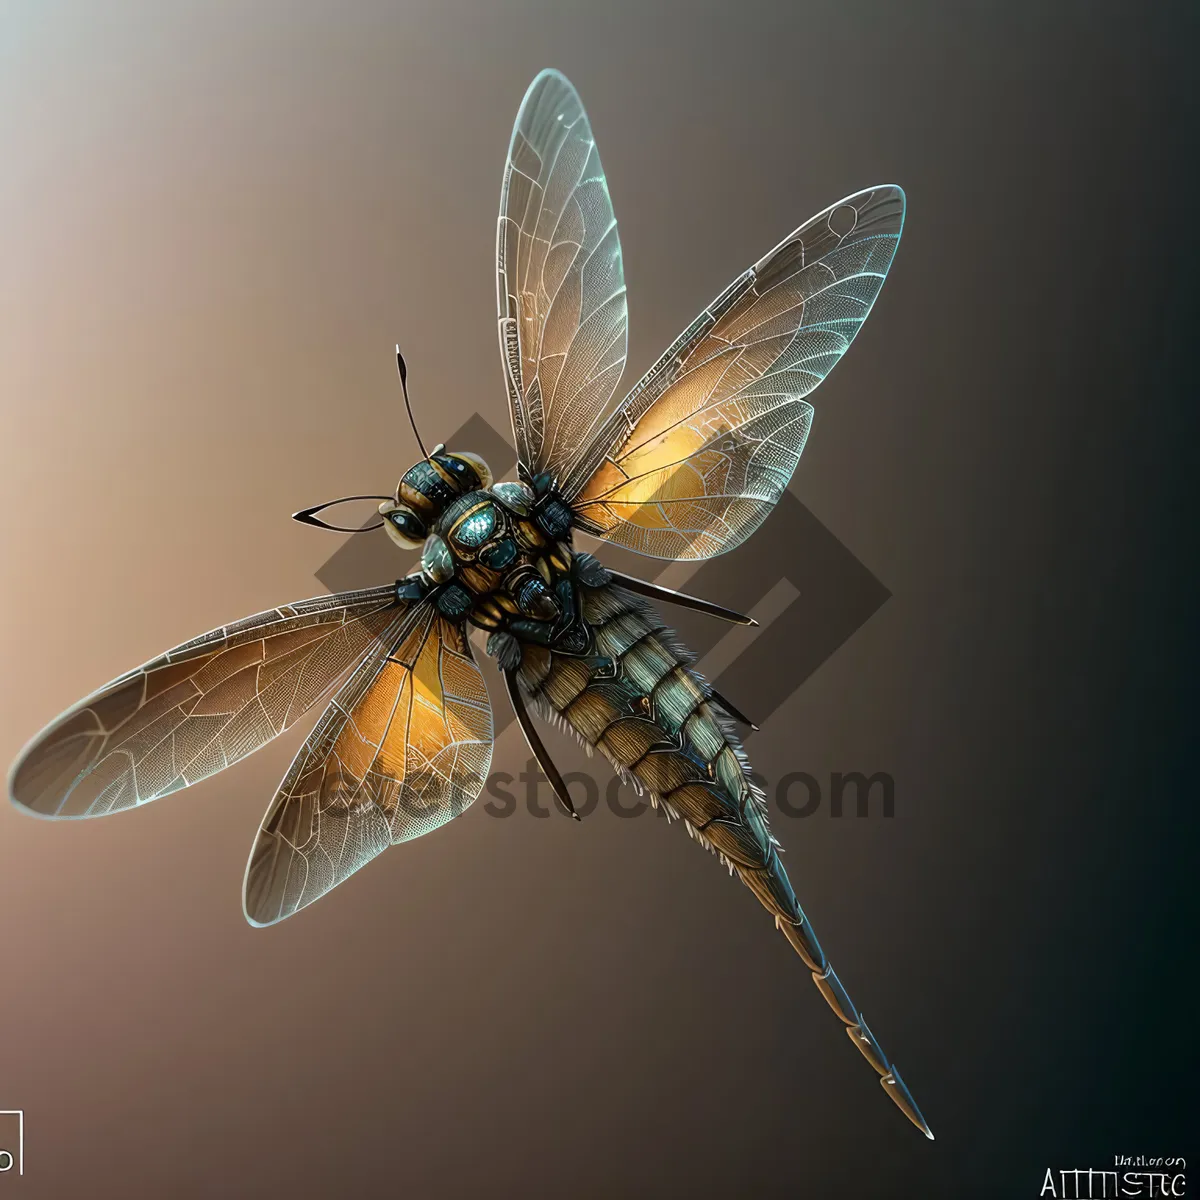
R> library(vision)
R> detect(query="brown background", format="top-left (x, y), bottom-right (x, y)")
top-left (0, 2), bottom-right (1193, 1197)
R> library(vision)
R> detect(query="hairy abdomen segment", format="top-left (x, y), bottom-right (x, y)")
top-left (514, 581), bottom-right (933, 1138)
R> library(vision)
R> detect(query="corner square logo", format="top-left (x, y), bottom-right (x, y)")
top-left (0, 1111), bottom-right (22, 1176)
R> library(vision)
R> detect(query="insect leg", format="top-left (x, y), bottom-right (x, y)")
top-left (503, 669), bottom-right (582, 821)
top-left (606, 571), bottom-right (758, 627)
top-left (708, 689), bottom-right (759, 731)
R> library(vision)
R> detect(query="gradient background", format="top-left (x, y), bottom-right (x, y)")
top-left (1, 2), bottom-right (1194, 1197)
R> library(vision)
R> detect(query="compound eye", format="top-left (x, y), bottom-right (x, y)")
top-left (380, 503), bottom-right (427, 549)
top-left (445, 451), bottom-right (494, 491)
top-left (421, 534), bottom-right (455, 584)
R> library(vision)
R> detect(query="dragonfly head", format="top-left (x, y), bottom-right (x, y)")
top-left (379, 446), bottom-right (494, 550)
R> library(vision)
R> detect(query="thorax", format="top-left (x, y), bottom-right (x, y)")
top-left (418, 482), bottom-right (578, 637)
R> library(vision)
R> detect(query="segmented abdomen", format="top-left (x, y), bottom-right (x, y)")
top-left (513, 579), bottom-right (933, 1138)
top-left (516, 582), bottom-right (803, 926)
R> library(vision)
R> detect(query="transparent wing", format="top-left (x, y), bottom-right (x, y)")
top-left (568, 186), bottom-right (905, 559)
top-left (243, 605), bottom-right (493, 927)
top-left (497, 68), bottom-right (628, 481)
top-left (8, 586), bottom-right (405, 819)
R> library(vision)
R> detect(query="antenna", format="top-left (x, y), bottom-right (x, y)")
top-left (396, 345), bottom-right (430, 460)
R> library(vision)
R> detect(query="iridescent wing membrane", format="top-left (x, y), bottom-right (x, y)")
top-left (497, 68), bottom-right (628, 480)
top-left (10, 587), bottom-right (494, 923)
top-left (244, 607), bottom-right (492, 926)
top-left (497, 72), bottom-right (903, 557)
top-left (8, 587), bottom-right (403, 819)
top-left (570, 187), bottom-right (904, 558)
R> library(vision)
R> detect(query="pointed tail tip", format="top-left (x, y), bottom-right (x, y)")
top-left (881, 1067), bottom-right (934, 1141)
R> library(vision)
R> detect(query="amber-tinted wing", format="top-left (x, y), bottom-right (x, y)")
top-left (8, 587), bottom-right (404, 820)
top-left (243, 606), bottom-right (493, 926)
top-left (497, 69), bottom-right (628, 480)
top-left (567, 186), bottom-right (905, 559)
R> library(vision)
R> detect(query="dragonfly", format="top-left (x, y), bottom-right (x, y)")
top-left (8, 70), bottom-right (928, 1138)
